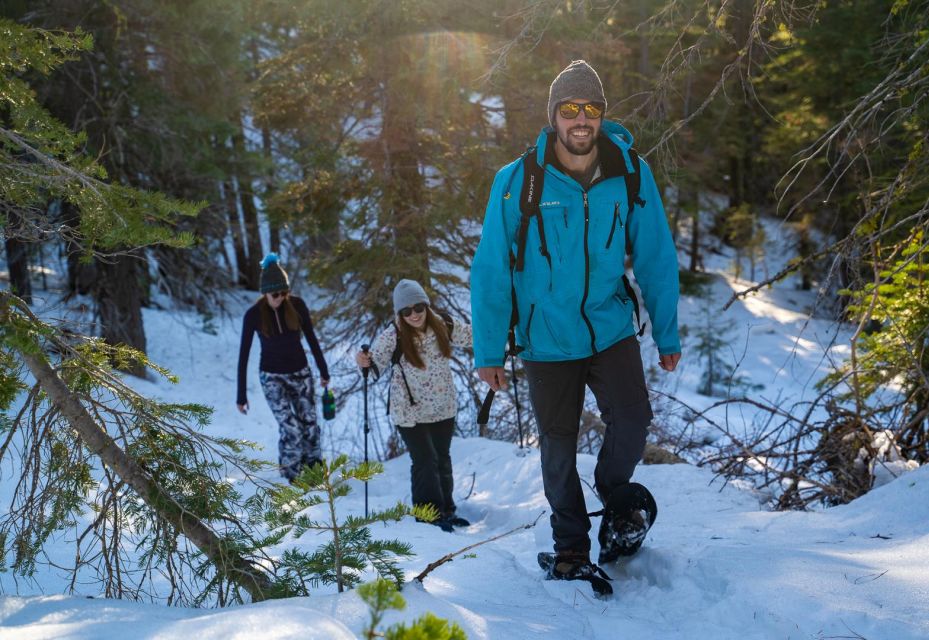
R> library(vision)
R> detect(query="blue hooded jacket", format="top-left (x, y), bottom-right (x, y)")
top-left (470, 121), bottom-right (680, 367)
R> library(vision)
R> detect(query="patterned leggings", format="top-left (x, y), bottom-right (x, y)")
top-left (259, 367), bottom-right (321, 481)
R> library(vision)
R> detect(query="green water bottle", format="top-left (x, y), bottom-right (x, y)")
top-left (322, 388), bottom-right (336, 421)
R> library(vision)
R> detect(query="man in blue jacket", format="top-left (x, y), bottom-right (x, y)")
top-left (471, 60), bottom-right (681, 592)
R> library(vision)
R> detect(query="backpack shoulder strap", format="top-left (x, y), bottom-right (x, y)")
top-left (437, 310), bottom-right (454, 337)
top-left (623, 148), bottom-right (646, 255)
top-left (623, 149), bottom-right (647, 337)
top-left (387, 323), bottom-right (416, 414)
top-left (390, 323), bottom-right (403, 366)
top-left (515, 147), bottom-right (550, 273)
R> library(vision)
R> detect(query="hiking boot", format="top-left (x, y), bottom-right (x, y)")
top-left (444, 513), bottom-right (471, 528)
top-left (537, 551), bottom-right (613, 597)
top-left (417, 516), bottom-right (454, 533)
top-left (432, 517), bottom-right (455, 533)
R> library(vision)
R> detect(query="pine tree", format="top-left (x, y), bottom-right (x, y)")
top-left (693, 298), bottom-right (762, 398)
top-left (834, 231), bottom-right (929, 460)
top-left (0, 19), bottom-right (279, 604)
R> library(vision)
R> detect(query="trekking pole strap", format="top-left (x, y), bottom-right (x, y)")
top-left (510, 355), bottom-right (524, 448)
top-left (477, 388), bottom-right (495, 427)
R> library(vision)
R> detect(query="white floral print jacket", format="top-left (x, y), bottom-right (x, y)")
top-left (369, 317), bottom-right (473, 428)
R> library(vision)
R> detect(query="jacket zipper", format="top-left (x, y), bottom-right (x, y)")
top-left (605, 201), bottom-right (621, 249)
top-left (581, 192), bottom-right (597, 354)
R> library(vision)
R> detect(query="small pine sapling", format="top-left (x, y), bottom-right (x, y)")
top-left (358, 579), bottom-right (467, 640)
top-left (257, 455), bottom-right (437, 594)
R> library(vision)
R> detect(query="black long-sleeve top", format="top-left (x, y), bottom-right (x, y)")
top-left (236, 296), bottom-right (329, 405)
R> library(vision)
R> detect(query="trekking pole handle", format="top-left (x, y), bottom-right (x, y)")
top-left (361, 344), bottom-right (372, 379)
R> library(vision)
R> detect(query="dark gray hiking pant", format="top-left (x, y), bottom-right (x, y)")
top-left (398, 417), bottom-right (456, 516)
top-left (259, 366), bottom-right (321, 481)
top-left (523, 336), bottom-right (653, 555)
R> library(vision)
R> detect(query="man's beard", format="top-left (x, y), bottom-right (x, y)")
top-left (557, 125), bottom-right (597, 156)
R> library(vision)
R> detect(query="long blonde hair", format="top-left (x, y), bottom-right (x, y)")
top-left (396, 307), bottom-right (451, 369)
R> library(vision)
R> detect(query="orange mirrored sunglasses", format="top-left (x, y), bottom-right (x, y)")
top-left (558, 102), bottom-right (605, 120)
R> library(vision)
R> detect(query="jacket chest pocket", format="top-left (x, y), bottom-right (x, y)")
top-left (538, 203), bottom-right (573, 264)
top-left (604, 201), bottom-right (628, 251)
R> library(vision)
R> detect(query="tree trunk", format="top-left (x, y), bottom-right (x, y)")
top-left (14, 342), bottom-right (274, 602)
top-left (637, 0), bottom-right (651, 93)
top-left (60, 201), bottom-right (96, 296)
top-left (687, 187), bottom-right (702, 272)
top-left (669, 180), bottom-right (682, 242)
top-left (95, 253), bottom-right (147, 376)
top-left (232, 121), bottom-right (263, 291)
top-left (729, 155), bottom-right (744, 208)
top-left (261, 124), bottom-right (280, 253)
top-left (377, 45), bottom-right (429, 279)
top-left (223, 180), bottom-right (250, 286)
top-left (4, 209), bottom-right (32, 304)
top-left (249, 38), bottom-right (280, 255)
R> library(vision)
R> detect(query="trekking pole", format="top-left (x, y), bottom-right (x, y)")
top-left (361, 343), bottom-right (374, 518)
top-left (510, 356), bottom-right (524, 449)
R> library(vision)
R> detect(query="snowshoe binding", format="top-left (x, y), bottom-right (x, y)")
top-left (537, 552), bottom-right (613, 598)
top-left (595, 482), bottom-right (657, 564)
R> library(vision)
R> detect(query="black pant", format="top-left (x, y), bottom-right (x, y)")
top-left (523, 336), bottom-right (653, 555)
top-left (398, 417), bottom-right (456, 516)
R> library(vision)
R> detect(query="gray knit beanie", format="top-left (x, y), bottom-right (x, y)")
top-left (259, 253), bottom-right (290, 294)
top-left (548, 60), bottom-right (607, 127)
top-left (393, 279), bottom-right (430, 315)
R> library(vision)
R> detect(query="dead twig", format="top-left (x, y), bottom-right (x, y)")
top-left (463, 472), bottom-right (477, 501)
top-left (413, 511), bottom-right (546, 584)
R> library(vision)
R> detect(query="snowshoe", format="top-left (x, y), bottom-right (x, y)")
top-left (595, 482), bottom-right (657, 564)
top-left (537, 552), bottom-right (613, 598)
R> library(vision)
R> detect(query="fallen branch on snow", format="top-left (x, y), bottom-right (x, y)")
top-left (413, 511), bottom-right (546, 585)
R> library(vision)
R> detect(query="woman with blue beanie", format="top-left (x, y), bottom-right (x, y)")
top-left (355, 279), bottom-right (472, 532)
top-left (237, 254), bottom-right (330, 482)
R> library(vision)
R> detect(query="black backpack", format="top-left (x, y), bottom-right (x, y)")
top-left (387, 311), bottom-right (454, 415)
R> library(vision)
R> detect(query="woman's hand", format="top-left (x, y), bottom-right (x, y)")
top-left (237, 403), bottom-right (249, 415)
top-left (355, 351), bottom-right (372, 369)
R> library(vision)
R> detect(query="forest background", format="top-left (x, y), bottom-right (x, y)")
top-left (1, 0), bottom-right (927, 612)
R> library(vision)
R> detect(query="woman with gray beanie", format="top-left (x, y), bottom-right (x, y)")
top-left (355, 279), bottom-right (473, 532)
top-left (237, 253), bottom-right (330, 483)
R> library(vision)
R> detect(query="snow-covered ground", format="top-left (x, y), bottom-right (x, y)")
top-left (2, 215), bottom-right (926, 639)
top-left (2, 435), bottom-right (927, 639)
